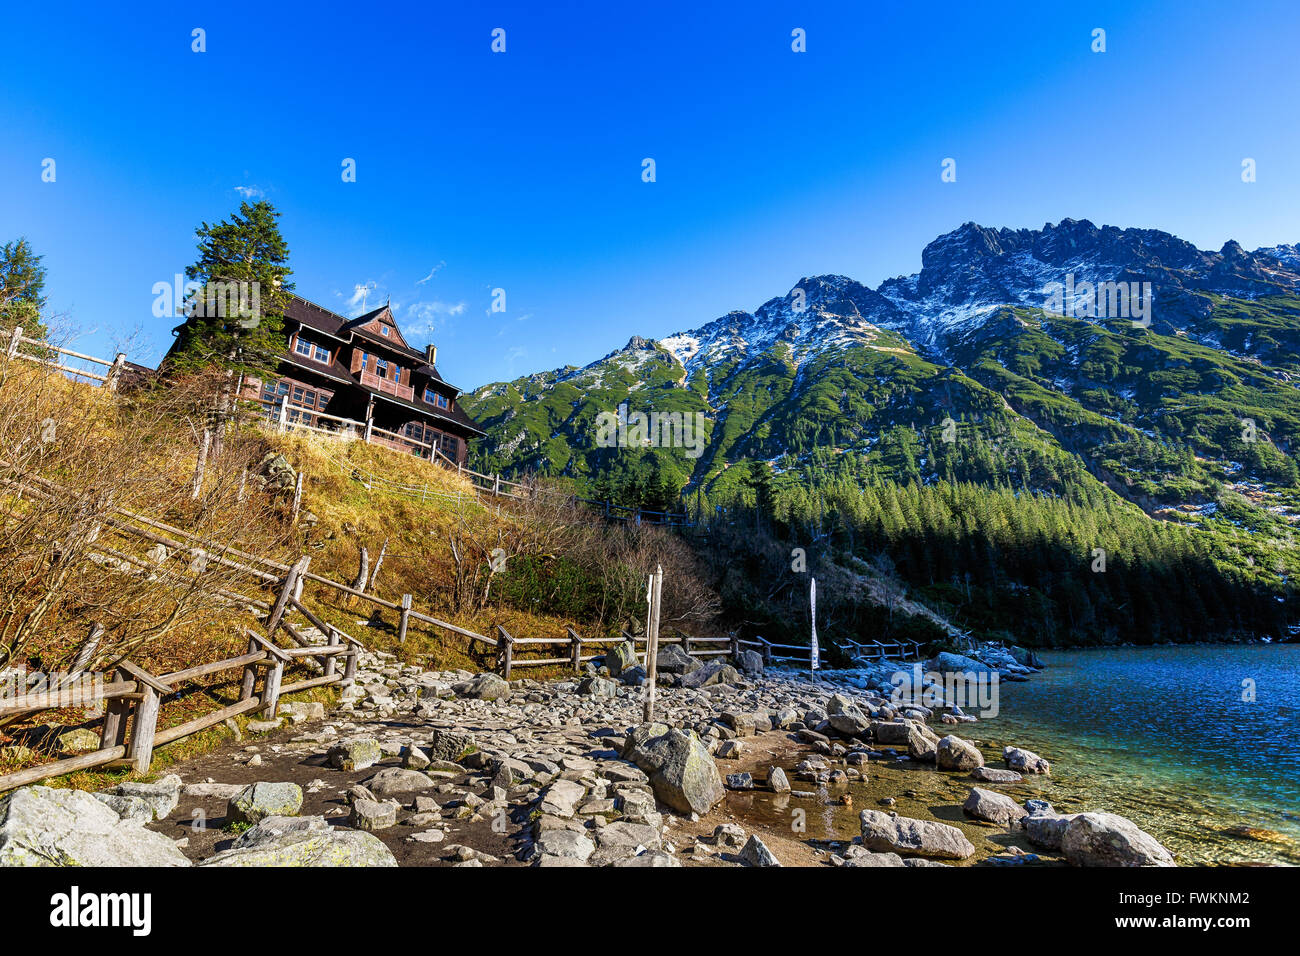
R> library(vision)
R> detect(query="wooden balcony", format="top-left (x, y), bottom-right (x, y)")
top-left (359, 369), bottom-right (414, 402)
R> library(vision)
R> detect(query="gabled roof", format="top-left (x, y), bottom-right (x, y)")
top-left (284, 294), bottom-right (456, 392)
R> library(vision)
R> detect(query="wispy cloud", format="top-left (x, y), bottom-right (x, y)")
top-left (336, 281), bottom-right (379, 316)
top-left (234, 185), bottom-right (265, 199)
top-left (416, 261), bottom-right (446, 285)
top-left (404, 299), bottom-right (468, 336)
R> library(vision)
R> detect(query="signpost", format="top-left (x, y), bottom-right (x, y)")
top-left (643, 564), bottom-right (663, 722)
top-left (810, 577), bottom-right (820, 671)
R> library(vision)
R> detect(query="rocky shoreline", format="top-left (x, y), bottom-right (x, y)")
top-left (0, 642), bottom-right (1177, 867)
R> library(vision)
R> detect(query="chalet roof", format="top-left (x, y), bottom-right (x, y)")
top-left (285, 295), bottom-right (455, 392)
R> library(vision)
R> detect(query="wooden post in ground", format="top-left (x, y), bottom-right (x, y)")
top-left (567, 626), bottom-right (582, 673)
top-left (496, 625), bottom-right (514, 679)
top-left (120, 663), bottom-right (172, 774)
top-left (266, 555), bottom-right (310, 639)
top-left (343, 638), bottom-right (361, 684)
top-left (324, 626), bottom-right (339, 678)
top-left (240, 632), bottom-right (260, 700)
top-left (107, 353), bottom-right (126, 391)
top-left (368, 538), bottom-right (388, 590)
top-left (249, 635), bottom-right (289, 718)
top-left (642, 564), bottom-right (663, 723)
top-left (99, 667), bottom-right (131, 752)
top-left (398, 593), bottom-right (412, 644)
top-left (277, 395), bottom-right (288, 431)
top-left (730, 632), bottom-right (740, 658)
top-left (292, 555), bottom-right (310, 602)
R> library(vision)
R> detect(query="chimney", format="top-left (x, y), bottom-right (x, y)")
top-left (425, 343), bottom-right (437, 365)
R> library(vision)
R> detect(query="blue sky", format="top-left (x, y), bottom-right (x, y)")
top-left (2, 0), bottom-right (1298, 390)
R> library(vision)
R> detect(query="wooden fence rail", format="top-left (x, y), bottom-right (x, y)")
top-left (5, 326), bottom-right (126, 390)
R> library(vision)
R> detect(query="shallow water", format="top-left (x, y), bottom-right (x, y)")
top-left (981, 644), bottom-right (1300, 865)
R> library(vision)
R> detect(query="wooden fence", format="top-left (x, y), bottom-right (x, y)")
top-left (6, 326), bottom-right (126, 390)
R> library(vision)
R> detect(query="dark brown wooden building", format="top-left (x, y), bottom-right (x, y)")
top-left (236, 295), bottom-right (483, 464)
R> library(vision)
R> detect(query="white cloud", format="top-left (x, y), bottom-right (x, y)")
top-left (404, 300), bottom-right (468, 336)
top-left (234, 185), bottom-right (265, 199)
top-left (416, 261), bottom-right (446, 285)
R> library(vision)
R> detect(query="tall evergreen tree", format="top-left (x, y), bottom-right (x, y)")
top-left (0, 238), bottom-right (48, 337)
top-left (166, 200), bottom-right (294, 376)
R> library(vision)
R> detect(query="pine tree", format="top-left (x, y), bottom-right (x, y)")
top-left (0, 238), bottom-right (48, 337)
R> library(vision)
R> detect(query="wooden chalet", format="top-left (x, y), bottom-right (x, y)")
top-left (235, 295), bottom-right (483, 464)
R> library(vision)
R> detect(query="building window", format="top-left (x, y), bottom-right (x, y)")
top-left (380, 326), bottom-right (390, 336)
top-left (294, 336), bottom-right (330, 364)
top-left (376, 357), bottom-right (388, 378)
top-left (424, 387), bottom-right (449, 409)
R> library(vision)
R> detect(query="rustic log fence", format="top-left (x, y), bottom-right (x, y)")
top-left (5, 326), bottom-right (127, 390)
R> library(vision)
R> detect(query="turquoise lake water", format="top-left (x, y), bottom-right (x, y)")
top-left (981, 644), bottom-right (1300, 865)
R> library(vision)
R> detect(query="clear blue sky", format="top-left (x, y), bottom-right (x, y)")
top-left (2, 0), bottom-right (1298, 389)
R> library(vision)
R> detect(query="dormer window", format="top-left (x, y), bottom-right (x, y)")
top-left (380, 326), bottom-right (390, 336)
top-left (294, 335), bottom-right (330, 364)
top-left (424, 387), bottom-right (449, 408)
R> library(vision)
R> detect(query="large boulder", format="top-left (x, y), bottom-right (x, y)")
top-left (656, 644), bottom-right (700, 675)
top-left (826, 694), bottom-right (871, 736)
top-left (624, 726), bottom-right (725, 816)
top-left (425, 729), bottom-right (476, 763)
top-left (859, 809), bottom-right (975, 860)
top-left (605, 641), bottom-right (638, 678)
top-left (202, 818), bottom-right (398, 866)
top-left (679, 659), bottom-right (739, 689)
top-left (363, 768), bottom-right (436, 798)
top-left (936, 735), bottom-right (984, 771)
top-left (0, 786), bottom-right (191, 866)
top-left (328, 736), bottom-right (383, 771)
top-left (1025, 813), bottom-right (1078, 850)
top-left (453, 673), bottom-right (510, 701)
top-left (734, 649), bottom-right (764, 675)
top-left (227, 782), bottom-right (303, 824)
top-left (1004, 746), bottom-right (1051, 775)
top-left (962, 787), bottom-right (1028, 827)
top-left (107, 774), bottom-right (182, 820)
top-left (577, 675), bottom-right (619, 697)
top-left (873, 719), bottom-right (918, 745)
top-left (1060, 813), bottom-right (1176, 867)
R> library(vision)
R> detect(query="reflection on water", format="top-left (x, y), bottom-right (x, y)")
top-left (727, 645), bottom-right (1300, 866)
top-left (982, 644), bottom-right (1300, 866)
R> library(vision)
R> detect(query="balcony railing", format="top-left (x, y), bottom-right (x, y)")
top-left (359, 369), bottom-right (414, 401)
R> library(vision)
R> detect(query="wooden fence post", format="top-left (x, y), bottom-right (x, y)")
top-left (343, 638), bottom-right (361, 684)
top-left (643, 564), bottom-right (663, 722)
top-left (324, 626), bottom-right (339, 678)
top-left (99, 667), bottom-right (132, 752)
top-left (120, 662), bottom-right (172, 774)
top-left (496, 625), bottom-right (514, 679)
top-left (240, 632), bottom-right (260, 700)
top-left (730, 633), bottom-right (740, 658)
top-left (266, 555), bottom-right (310, 639)
top-left (107, 353), bottom-right (126, 391)
top-left (277, 395), bottom-right (289, 431)
top-left (567, 626), bottom-right (582, 673)
top-left (398, 593), bottom-right (412, 644)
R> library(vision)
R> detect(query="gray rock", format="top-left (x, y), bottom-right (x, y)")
top-left (859, 809), bottom-right (976, 860)
top-left (841, 846), bottom-right (906, 867)
top-left (1025, 799), bottom-right (1054, 815)
top-left (1004, 746), bottom-right (1051, 774)
top-left (972, 766), bottom-right (1022, 784)
top-left (768, 766), bottom-right (791, 793)
top-left (363, 768), bottom-right (436, 797)
top-left (328, 736), bottom-right (383, 771)
top-left (625, 725), bottom-right (725, 816)
top-left (231, 815), bottom-right (330, 848)
top-left (1024, 813), bottom-right (1079, 850)
top-left (928, 652), bottom-right (996, 676)
top-left (605, 641), bottom-right (638, 678)
top-left (936, 735), bottom-right (984, 771)
top-left (202, 825), bottom-right (397, 866)
top-left (228, 782), bottom-right (303, 824)
top-left (962, 787), bottom-right (1028, 827)
top-left (539, 779), bottom-right (587, 818)
top-left (613, 851), bottom-right (681, 867)
top-left (1061, 813), bottom-right (1175, 867)
top-left (725, 772), bottom-right (754, 790)
top-left (577, 675), bottom-right (619, 697)
top-left (425, 729), bottom-right (476, 763)
top-left (656, 644), bottom-right (700, 675)
top-left (679, 660), bottom-right (739, 689)
top-left (534, 828), bottom-right (595, 862)
top-left (0, 786), bottom-right (191, 866)
top-left (739, 834), bottom-right (781, 867)
top-left (350, 798), bottom-right (398, 831)
top-left (734, 649), bottom-right (764, 674)
top-left (109, 774), bottom-right (182, 820)
top-left (453, 673), bottom-right (510, 701)
top-left (92, 793), bottom-right (155, 823)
